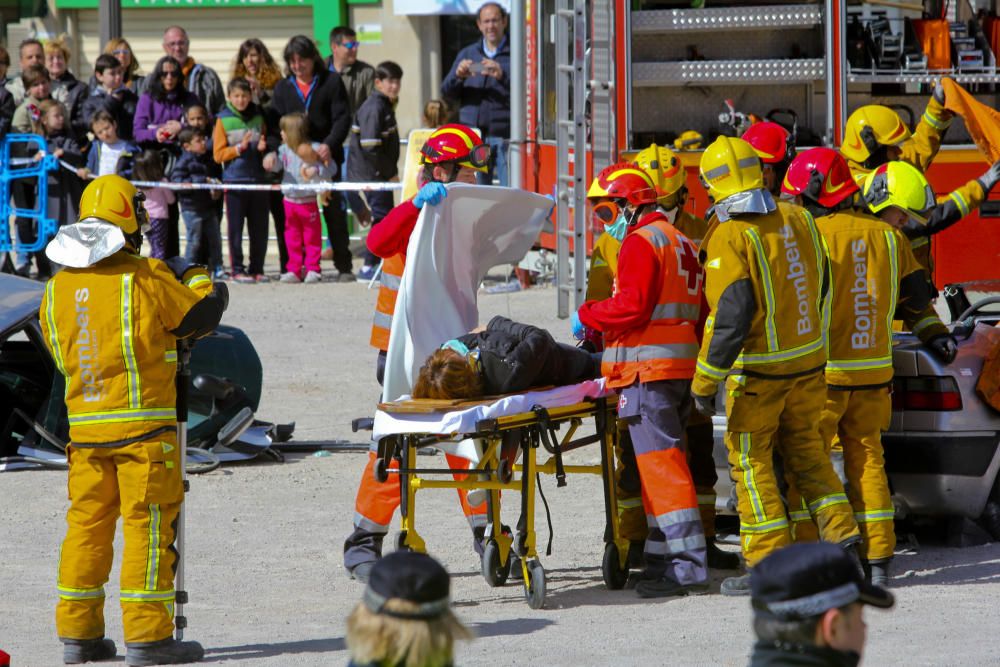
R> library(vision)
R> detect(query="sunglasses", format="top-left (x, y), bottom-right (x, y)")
top-left (160, 70), bottom-right (180, 78)
top-left (339, 41), bottom-right (360, 49)
top-left (112, 49), bottom-right (131, 56)
top-left (592, 201), bottom-right (620, 224)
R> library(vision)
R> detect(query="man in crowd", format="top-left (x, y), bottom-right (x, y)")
top-left (441, 2), bottom-right (511, 186)
top-left (5, 38), bottom-right (44, 105)
top-left (327, 25), bottom-right (375, 116)
top-left (162, 25), bottom-right (225, 115)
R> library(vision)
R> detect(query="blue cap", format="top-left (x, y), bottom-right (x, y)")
top-left (751, 543), bottom-right (894, 621)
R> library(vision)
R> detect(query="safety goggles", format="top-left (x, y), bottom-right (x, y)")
top-left (421, 142), bottom-right (492, 170)
top-left (591, 200), bottom-right (620, 225)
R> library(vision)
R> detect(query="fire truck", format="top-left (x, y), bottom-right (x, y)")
top-left (518, 1), bottom-right (1000, 316)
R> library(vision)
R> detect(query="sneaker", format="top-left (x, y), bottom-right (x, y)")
top-left (14, 264), bottom-right (31, 278)
top-left (357, 264), bottom-right (378, 281)
top-left (63, 637), bottom-right (116, 664)
top-left (349, 561), bottom-right (375, 584)
top-left (337, 271), bottom-right (356, 283)
top-left (635, 577), bottom-right (710, 599)
top-left (213, 269), bottom-right (231, 281)
top-left (254, 273), bottom-right (271, 283)
top-left (720, 573), bottom-right (752, 596)
top-left (233, 273), bottom-right (255, 284)
top-left (279, 272), bottom-right (301, 284)
top-left (304, 271), bottom-right (322, 284)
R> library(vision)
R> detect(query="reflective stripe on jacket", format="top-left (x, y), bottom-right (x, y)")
top-left (693, 202), bottom-right (828, 396)
top-left (601, 217), bottom-right (702, 388)
top-left (39, 253), bottom-right (203, 443)
top-left (370, 253), bottom-right (404, 351)
top-left (818, 209), bottom-right (945, 388)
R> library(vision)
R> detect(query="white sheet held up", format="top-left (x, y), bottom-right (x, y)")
top-left (381, 185), bottom-right (551, 402)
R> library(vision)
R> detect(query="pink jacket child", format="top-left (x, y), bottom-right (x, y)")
top-left (141, 184), bottom-right (176, 260)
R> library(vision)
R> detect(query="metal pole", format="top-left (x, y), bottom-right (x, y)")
top-left (824, 0), bottom-right (847, 146)
top-left (98, 0), bottom-right (122, 50)
top-left (174, 340), bottom-right (191, 640)
top-left (509, 1), bottom-right (525, 189)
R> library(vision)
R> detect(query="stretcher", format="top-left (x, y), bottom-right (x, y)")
top-left (372, 380), bottom-right (631, 609)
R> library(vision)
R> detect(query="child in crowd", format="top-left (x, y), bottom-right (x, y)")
top-left (346, 551), bottom-right (471, 667)
top-left (78, 110), bottom-right (139, 179)
top-left (33, 99), bottom-right (85, 233)
top-left (214, 77), bottom-right (270, 283)
top-left (12, 64), bottom-right (50, 132)
top-left (171, 127), bottom-right (224, 268)
top-left (270, 112), bottom-right (333, 284)
top-left (81, 53), bottom-right (137, 140)
top-left (185, 102), bottom-right (225, 266)
top-left (348, 61), bottom-right (403, 281)
top-left (10, 65), bottom-right (53, 277)
top-left (184, 102), bottom-right (211, 133)
top-left (422, 99), bottom-right (451, 129)
top-left (132, 149), bottom-right (175, 259)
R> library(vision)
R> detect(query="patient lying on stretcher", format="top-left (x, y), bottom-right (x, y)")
top-left (413, 316), bottom-right (599, 400)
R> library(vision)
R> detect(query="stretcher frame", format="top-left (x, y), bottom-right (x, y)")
top-left (373, 396), bottom-right (630, 609)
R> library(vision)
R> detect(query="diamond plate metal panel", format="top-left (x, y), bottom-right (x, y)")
top-left (633, 58), bottom-right (825, 87)
top-left (632, 4), bottom-right (822, 34)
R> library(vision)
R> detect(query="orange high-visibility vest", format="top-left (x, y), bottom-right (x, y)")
top-left (601, 217), bottom-right (702, 388)
top-left (369, 253), bottom-right (405, 351)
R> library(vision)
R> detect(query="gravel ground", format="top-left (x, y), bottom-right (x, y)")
top-left (2, 263), bottom-right (999, 666)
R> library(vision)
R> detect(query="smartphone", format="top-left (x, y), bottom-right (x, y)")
top-left (468, 61), bottom-right (484, 76)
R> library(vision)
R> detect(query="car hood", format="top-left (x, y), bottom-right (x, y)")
top-left (0, 273), bottom-right (44, 332)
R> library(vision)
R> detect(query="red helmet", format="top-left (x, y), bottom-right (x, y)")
top-left (589, 163), bottom-right (658, 207)
top-left (420, 123), bottom-right (490, 173)
top-left (741, 121), bottom-right (794, 165)
top-left (781, 147), bottom-right (859, 209)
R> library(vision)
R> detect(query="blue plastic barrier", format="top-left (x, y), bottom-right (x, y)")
top-left (1, 133), bottom-right (58, 253)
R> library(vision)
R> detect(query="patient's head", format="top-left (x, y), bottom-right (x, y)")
top-left (413, 349), bottom-right (484, 400)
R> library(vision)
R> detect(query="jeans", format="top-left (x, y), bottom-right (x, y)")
top-left (478, 135), bottom-right (509, 187)
top-left (269, 189), bottom-right (288, 273)
top-left (361, 190), bottom-right (395, 266)
top-left (323, 191), bottom-right (353, 274)
top-left (181, 206), bottom-right (221, 267)
top-left (226, 190), bottom-right (270, 275)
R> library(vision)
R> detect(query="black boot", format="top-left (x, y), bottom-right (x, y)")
top-left (636, 577), bottom-right (710, 598)
top-left (707, 537), bottom-right (741, 570)
top-left (865, 558), bottom-right (892, 587)
top-left (125, 638), bottom-right (204, 666)
top-left (62, 638), bottom-right (116, 664)
top-left (839, 536), bottom-right (865, 577)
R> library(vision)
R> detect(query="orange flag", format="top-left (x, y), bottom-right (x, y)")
top-left (942, 77), bottom-right (1000, 163)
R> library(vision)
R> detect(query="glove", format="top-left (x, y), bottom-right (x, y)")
top-left (978, 159), bottom-right (1000, 193)
top-left (571, 311), bottom-right (585, 340)
top-left (933, 80), bottom-right (946, 105)
top-left (927, 334), bottom-right (958, 364)
top-left (693, 393), bottom-right (717, 417)
top-left (413, 182), bottom-right (448, 209)
top-left (165, 256), bottom-right (194, 280)
top-left (212, 281), bottom-right (230, 311)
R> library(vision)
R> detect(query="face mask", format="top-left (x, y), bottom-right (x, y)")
top-left (441, 338), bottom-right (470, 356)
top-left (604, 213), bottom-right (628, 242)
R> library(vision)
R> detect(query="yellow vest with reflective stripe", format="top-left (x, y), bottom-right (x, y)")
top-left (39, 253), bottom-right (204, 443)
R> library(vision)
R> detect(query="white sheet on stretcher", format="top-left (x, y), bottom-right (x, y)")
top-left (373, 378), bottom-right (610, 443)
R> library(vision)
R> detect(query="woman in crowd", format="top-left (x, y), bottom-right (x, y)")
top-left (45, 37), bottom-right (88, 142)
top-left (102, 37), bottom-right (146, 95)
top-left (134, 56), bottom-right (200, 256)
top-left (233, 38), bottom-right (289, 270)
top-left (267, 35), bottom-right (353, 281)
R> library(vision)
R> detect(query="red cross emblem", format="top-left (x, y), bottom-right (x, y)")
top-left (675, 240), bottom-right (703, 295)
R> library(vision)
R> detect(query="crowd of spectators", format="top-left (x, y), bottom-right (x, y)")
top-left (1, 3), bottom-right (512, 282)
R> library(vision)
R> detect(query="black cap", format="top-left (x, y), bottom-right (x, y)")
top-left (751, 543), bottom-right (895, 621)
top-left (362, 551), bottom-right (451, 620)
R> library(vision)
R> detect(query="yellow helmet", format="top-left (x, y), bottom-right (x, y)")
top-left (78, 174), bottom-right (148, 237)
top-left (674, 130), bottom-right (704, 151)
top-left (861, 161), bottom-right (935, 224)
top-left (699, 136), bottom-right (763, 202)
top-left (841, 105), bottom-right (911, 164)
top-left (633, 143), bottom-right (686, 208)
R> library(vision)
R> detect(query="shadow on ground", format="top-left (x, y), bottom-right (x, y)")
top-left (205, 637), bottom-right (346, 661)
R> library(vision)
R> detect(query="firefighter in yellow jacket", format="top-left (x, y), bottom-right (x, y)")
top-left (780, 149), bottom-right (957, 587)
top-left (692, 137), bottom-right (861, 596)
top-left (40, 175), bottom-right (228, 666)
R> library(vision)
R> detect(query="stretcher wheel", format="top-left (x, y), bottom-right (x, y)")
top-left (395, 530), bottom-right (412, 553)
top-left (523, 559), bottom-right (546, 609)
top-left (373, 457), bottom-right (389, 483)
top-left (481, 540), bottom-right (511, 587)
top-left (602, 542), bottom-right (628, 590)
top-left (497, 458), bottom-right (513, 484)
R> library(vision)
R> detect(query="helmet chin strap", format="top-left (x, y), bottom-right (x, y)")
top-left (626, 202), bottom-right (655, 225)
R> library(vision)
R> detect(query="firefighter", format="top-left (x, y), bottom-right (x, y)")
top-left (780, 148), bottom-right (956, 586)
top-left (840, 84), bottom-right (953, 186)
top-left (741, 121), bottom-right (795, 198)
top-left (40, 175), bottom-right (228, 665)
top-left (575, 163), bottom-right (709, 598)
top-left (692, 136), bottom-right (861, 596)
top-left (632, 143), bottom-right (739, 570)
top-left (345, 123), bottom-right (495, 583)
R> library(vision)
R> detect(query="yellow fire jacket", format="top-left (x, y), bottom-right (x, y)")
top-left (693, 201), bottom-right (828, 397)
top-left (818, 209), bottom-right (947, 388)
top-left (847, 97), bottom-right (952, 185)
top-left (39, 253), bottom-right (208, 444)
top-left (908, 178), bottom-right (986, 281)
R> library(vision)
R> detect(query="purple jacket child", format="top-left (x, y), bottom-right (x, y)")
top-left (133, 88), bottom-right (201, 146)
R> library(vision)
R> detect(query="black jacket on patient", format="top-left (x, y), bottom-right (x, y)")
top-left (457, 316), bottom-right (599, 395)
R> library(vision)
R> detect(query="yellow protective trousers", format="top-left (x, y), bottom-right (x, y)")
top-left (725, 372), bottom-right (860, 568)
top-left (56, 433), bottom-right (182, 644)
top-left (791, 388), bottom-right (895, 560)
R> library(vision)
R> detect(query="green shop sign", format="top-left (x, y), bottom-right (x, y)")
top-left (55, 0), bottom-right (311, 8)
